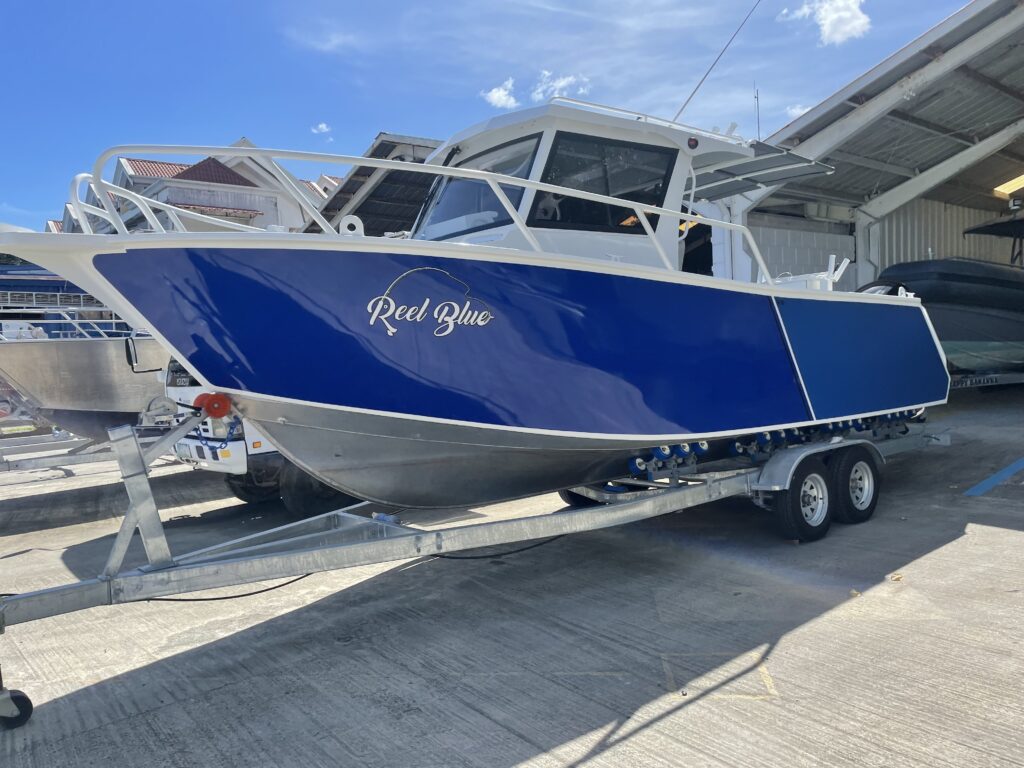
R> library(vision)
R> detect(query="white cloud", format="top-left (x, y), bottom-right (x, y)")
top-left (778, 0), bottom-right (870, 46)
top-left (481, 77), bottom-right (520, 109)
top-left (530, 70), bottom-right (591, 102)
top-left (786, 104), bottom-right (811, 119)
top-left (310, 122), bottom-right (332, 134)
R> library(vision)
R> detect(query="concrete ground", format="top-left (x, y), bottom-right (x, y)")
top-left (0, 389), bottom-right (1022, 767)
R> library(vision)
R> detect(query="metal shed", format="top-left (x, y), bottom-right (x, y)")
top-left (737, 0), bottom-right (1024, 287)
top-left (307, 132), bottom-right (440, 236)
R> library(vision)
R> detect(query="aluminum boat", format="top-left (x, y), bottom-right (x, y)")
top-left (0, 307), bottom-right (169, 440)
top-left (0, 100), bottom-right (950, 506)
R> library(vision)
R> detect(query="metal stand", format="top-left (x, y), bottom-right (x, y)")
top-left (0, 423), bottom-right (948, 728)
top-left (0, 430), bottom-right (165, 473)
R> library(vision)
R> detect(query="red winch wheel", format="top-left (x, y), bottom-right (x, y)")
top-left (193, 392), bottom-right (232, 419)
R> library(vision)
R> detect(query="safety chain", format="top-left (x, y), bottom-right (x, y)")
top-left (193, 416), bottom-right (241, 452)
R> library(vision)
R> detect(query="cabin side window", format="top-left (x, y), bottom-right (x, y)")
top-left (527, 132), bottom-right (677, 234)
top-left (412, 135), bottom-right (541, 241)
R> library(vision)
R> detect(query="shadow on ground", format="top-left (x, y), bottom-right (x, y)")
top-left (2, 387), bottom-right (1023, 766)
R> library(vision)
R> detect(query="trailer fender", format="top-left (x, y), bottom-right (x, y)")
top-left (752, 439), bottom-right (885, 492)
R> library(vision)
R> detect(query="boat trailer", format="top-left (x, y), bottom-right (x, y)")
top-left (0, 412), bottom-right (948, 728)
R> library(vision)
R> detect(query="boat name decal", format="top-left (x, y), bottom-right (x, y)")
top-left (367, 267), bottom-right (494, 338)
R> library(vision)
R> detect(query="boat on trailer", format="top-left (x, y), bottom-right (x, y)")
top-left (0, 99), bottom-right (950, 507)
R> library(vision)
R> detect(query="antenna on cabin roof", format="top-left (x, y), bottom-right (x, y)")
top-left (673, 0), bottom-right (763, 123)
top-left (755, 82), bottom-right (761, 140)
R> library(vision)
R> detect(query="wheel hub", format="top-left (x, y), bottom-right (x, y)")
top-left (799, 473), bottom-right (829, 525)
top-left (848, 461), bottom-right (874, 510)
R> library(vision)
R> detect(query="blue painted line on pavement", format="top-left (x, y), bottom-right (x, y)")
top-left (964, 457), bottom-right (1024, 497)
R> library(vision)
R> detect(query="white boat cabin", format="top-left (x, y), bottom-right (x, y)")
top-left (410, 99), bottom-right (831, 281)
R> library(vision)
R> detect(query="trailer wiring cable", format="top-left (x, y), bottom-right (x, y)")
top-left (142, 573), bottom-right (312, 602)
top-left (432, 534), bottom-right (566, 560)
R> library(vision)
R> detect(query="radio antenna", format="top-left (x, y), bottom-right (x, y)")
top-left (755, 81), bottom-right (761, 140)
top-left (673, 0), bottom-right (763, 123)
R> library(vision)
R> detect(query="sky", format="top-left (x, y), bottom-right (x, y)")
top-left (0, 0), bottom-right (973, 230)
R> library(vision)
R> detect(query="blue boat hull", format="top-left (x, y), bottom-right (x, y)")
top-left (90, 245), bottom-right (949, 506)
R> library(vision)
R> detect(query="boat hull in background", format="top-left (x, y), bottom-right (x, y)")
top-left (0, 337), bottom-right (169, 440)
top-left (880, 258), bottom-right (1024, 374)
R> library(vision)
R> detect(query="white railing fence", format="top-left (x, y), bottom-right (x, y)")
top-left (0, 307), bottom-right (141, 341)
top-left (68, 144), bottom-right (774, 281)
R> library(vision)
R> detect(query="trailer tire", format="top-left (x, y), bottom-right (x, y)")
top-left (224, 473), bottom-right (280, 504)
top-left (773, 456), bottom-right (833, 542)
top-left (279, 462), bottom-right (359, 519)
top-left (830, 446), bottom-right (881, 524)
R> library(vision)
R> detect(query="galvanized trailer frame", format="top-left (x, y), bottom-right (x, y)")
top-left (0, 421), bottom-right (947, 727)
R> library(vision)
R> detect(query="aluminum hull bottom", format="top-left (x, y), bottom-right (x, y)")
top-left (38, 408), bottom-right (142, 443)
top-left (237, 396), bottom-right (644, 508)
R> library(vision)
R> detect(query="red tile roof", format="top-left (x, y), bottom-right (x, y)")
top-left (301, 179), bottom-right (327, 198)
top-left (124, 158), bottom-right (191, 178)
top-left (173, 157), bottom-right (256, 187)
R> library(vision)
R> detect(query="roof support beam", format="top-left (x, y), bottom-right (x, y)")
top-left (770, 0), bottom-right (1009, 144)
top-left (880, 108), bottom-right (1024, 165)
top-left (747, 4), bottom-right (1024, 209)
top-left (958, 64), bottom-right (1024, 107)
top-left (828, 149), bottom-right (916, 178)
top-left (789, 4), bottom-right (1024, 162)
top-left (860, 114), bottom-right (1024, 218)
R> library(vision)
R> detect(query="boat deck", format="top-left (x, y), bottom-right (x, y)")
top-left (1, 388), bottom-right (1022, 767)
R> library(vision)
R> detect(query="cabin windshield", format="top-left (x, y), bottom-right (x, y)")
top-left (412, 135), bottom-right (540, 241)
top-left (528, 132), bottom-right (677, 234)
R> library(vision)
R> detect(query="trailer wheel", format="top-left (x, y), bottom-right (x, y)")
top-left (773, 456), bottom-right (833, 542)
top-left (830, 446), bottom-right (882, 524)
top-left (279, 462), bottom-right (359, 519)
top-left (0, 690), bottom-right (33, 729)
top-left (224, 473), bottom-right (280, 504)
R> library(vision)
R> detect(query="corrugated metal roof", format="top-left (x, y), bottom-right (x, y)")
top-left (308, 133), bottom-right (441, 235)
top-left (760, 0), bottom-right (1024, 215)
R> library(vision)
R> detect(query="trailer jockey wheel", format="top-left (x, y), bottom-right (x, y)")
top-left (225, 472), bottom-right (282, 504)
top-left (0, 689), bottom-right (33, 729)
top-left (772, 456), bottom-right (834, 542)
top-left (279, 462), bottom-right (360, 519)
top-left (829, 446), bottom-right (882, 525)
